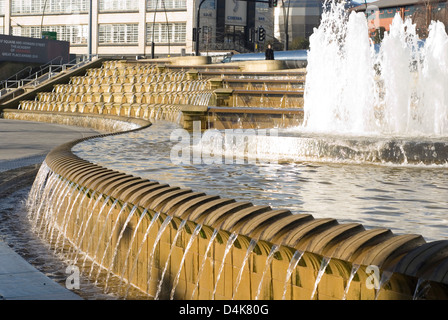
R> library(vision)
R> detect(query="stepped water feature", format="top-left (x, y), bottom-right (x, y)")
top-left (17, 62), bottom-right (212, 125)
top-left (5, 0), bottom-right (448, 301)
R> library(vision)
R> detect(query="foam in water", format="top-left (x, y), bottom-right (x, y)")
top-left (419, 21), bottom-right (448, 135)
top-left (303, 1), bottom-right (377, 135)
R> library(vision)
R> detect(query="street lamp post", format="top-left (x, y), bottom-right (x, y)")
top-left (88, 0), bottom-right (92, 57)
top-left (40, 0), bottom-right (48, 38)
top-left (195, 0), bottom-right (207, 56)
top-left (282, 0), bottom-right (291, 51)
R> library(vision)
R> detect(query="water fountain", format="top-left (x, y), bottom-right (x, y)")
top-left (297, 0), bottom-right (448, 162)
top-left (201, 0), bottom-right (448, 166)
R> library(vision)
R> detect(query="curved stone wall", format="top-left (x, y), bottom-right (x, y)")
top-left (18, 111), bottom-right (448, 300)
top-left (3, 110), bottom-right (150, 133)
top-left (9, 59), bottom-right (448, 300)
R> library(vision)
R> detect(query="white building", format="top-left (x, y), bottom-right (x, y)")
top-left (0, 0), bottom-right (193, 58)
top-left (0, 0), bottom-right (324, 59)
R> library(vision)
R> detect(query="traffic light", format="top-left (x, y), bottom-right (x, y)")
top-left (268, 0), bottom-right (277, 7)
top-left (258, 27), bottom-right (265, 42)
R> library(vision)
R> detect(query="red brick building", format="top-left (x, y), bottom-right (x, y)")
top-left (353, 0), bottom-right (448, 39)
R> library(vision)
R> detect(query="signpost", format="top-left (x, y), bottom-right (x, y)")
top-left (41, 31), bottom-right (57, 40)
top-left (0, 34), bottom-right (70, 64)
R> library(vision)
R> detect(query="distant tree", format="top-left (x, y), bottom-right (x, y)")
top-left (411, 0), bottom-right (448, 38)
top-left (290, 36), bottom-right (310, 50)
top-left (373, 26), bottom-right (386, 44)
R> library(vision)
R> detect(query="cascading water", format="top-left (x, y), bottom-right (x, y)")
top-left (212, 232), bottom-right (238, 300)
top-left (282, 250), bottom-right (304, 300)
top-left (154, 219), bottom-right (187, 299)
top-left (310, 257), bottom-right (331, 300)
top-left (255, 245), bottom-right (279, 300)
top-left (145, 215), bottom-right (173, 296)
top-left (88, 199), bottom-right (119, 278)
top-left (170, 223), bottom-right (203, 300)
top-left (94, 202), bottom-right (129, 284)
top-left (81, 195), bottom-right (111, 270)
top-left (118, 208), bottom-right (150, 288)
top-left (232, 239), bottom-right (258, 300)
top-left (342, 264), bottom-right (360, 300)
top-left (191, 228), bottom-right (219, 299)
top-left (374, 270), bottom-right (393, 300)
top-left (72, 191), bottom-right (101, 264)
top-left (19, 1), bottom-right (448, 300)
top-left (104, 205), bottom-right (138, 291)
top-left (124, 211), bottom-right (161, 298)
top-left (413, 278), bottom-right (432, 300)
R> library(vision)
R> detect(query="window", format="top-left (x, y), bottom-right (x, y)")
top-left (98, 24), bottom-right (139, 44)
top-left (0, 0), bottom-right (5, 15)
top-left (12, 25), bottom-right (88, 44)
top-left (11, 0), bottom-right (88, 15)
top-left (147, 0), bottom-right (186, 10)
top-left (99, 0), bottom-right (139, 12)
top-left (173, 23), bottom-right (186, 43)
top-left (147, 22), bottom-right (186, 43)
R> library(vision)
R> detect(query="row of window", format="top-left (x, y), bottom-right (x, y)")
top-left (11, 23), bottom-right (187, 44)
top-left (147, 22), bottom-right (186, 43)
top-left (3, 0), bottom-right (186, 15)
top-left (11, 0), bottom-right (88, 14)
top-left (367, 3), bottom-right (448, 20)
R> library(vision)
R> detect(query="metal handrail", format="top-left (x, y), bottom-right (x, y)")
top-left (0, 66), bottom-right (33, 91)
top-left (62, 54), bottom-right (98, 72)
top-left (0, 54), bottom-right (98, 99)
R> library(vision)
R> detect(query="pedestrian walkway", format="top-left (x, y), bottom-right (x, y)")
top-left (0, 119), bottom-right (98, 172)
top-left (0, 242), bottom-right (82, 300)
top-left (0, 118), bottom-right (99, 300)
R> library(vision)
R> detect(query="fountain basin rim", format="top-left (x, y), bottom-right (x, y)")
top-left (15, 109), bottom-right (448, 289)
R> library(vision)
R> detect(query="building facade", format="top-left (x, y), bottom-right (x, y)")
top-left (274, 0), bottom-right (323, 49)
top-left (354, 0), bottom-right (448, 39)
top-left (0, 0), bottom-right (326, 58)
top-left (0, 0), bottom-right (193, 58)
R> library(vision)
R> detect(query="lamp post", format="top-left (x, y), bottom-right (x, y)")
top-left (282, 0), bottom-right (291, 51)
top-left (151, 0), bottom-right (160, 59)
top-left (40, 0), bottom-right (48, 38)
top-left (88, 0), bottom-right (92, 57)
top-left (195, 0), bottom-right (207, 56)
